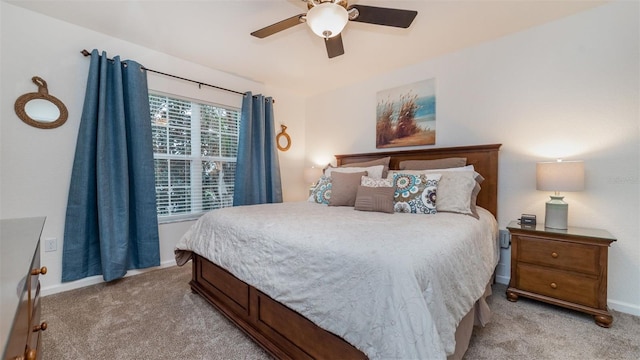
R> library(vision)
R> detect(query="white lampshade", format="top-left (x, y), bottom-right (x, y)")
top-left (305, 2), bottom-right (349, 38)
top-left (304, 167), bottom-right (323, 185)
top-left (536, 160), bottom-right (584, 230)
top-left (536, 160), bottom-right (584, 192)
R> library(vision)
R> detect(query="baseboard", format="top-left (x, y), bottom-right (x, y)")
top-left (608, 299), bottom-right (640, 317)
top-left (495, 274), bottom-right (510, 285)
top-left (40, 260), bottom-right (177, 297)
top-left (494, 259), bottom-right (510, 285)
top-left (41, 259), bottom-right (640, 317)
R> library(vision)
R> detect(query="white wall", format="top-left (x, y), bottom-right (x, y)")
top-left (305, 1), bottom-right (639, 315)
top-left (0, 2), bottom-right (305, 294)
top-left (266, 85), bottom-right (308, 202)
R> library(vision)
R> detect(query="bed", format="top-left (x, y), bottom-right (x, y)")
top-left (175, 144), bottom-right (501, 359)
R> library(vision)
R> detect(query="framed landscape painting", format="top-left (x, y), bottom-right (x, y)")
top-left (376, 78), bottom-right (436, 148)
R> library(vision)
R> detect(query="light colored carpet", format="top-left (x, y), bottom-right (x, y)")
top-left (42, 265), bottom-right (640, 360)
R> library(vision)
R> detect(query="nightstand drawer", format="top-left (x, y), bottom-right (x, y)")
top-left (518, 236), bottom-right (599, 275)
top-left (516, 264), bottom-right (599, 308)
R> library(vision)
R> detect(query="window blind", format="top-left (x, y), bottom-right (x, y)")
top-left (150, 93), bottom-right (240, 222)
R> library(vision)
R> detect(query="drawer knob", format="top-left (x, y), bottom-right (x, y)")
top-left (550, 282), bottom-right (558, 289)
top-left (31, 266), bottom-right (47, 276)
top-left (25, 349), bottom-right (37, 360)
top-left (33, 321), bottom-right (48, 332)
top-left (551, 252), bottom-right (558, 258)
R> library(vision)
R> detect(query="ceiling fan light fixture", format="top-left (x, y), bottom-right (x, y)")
top-left (305, 2), bottom-right (348, 39)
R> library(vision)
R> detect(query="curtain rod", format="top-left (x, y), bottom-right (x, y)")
top-left (80, 49), bottom-right (273, 102)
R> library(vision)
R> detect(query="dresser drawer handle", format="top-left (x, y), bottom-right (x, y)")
top-left (25, 348), bottom-right (37, 360)
top-left (551, 252), bottom-right (558, 258)
top-left (550, 282), bottom-right (558, 289)
top-left (31, 266), bottom-right (47, 276)
top-left (33, 321), bottom-right (47, 332)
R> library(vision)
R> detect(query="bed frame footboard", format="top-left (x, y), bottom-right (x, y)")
top-left (190, 254), bottom-right (367, 360)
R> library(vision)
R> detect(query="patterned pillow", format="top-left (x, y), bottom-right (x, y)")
top-left (388, 166), bottom-right (482, 218)
top-left (308, 175), bottom-right (332, 205)
top-left (392, 173), bottom-right (441, 214)
top-left (361, 176), bottom-right (393, 188)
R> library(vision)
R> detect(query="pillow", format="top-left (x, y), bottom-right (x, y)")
top-left (392, 173), bottom-right (441, 214)
top-left (469, 183), bottom-right (481, 219)
top-left (399, 157), bottom-right (467, 170)
top-left (387, 165), bottom-right (476, 178)
top-left (329, 171), bottom-right (368, 207)
top-left (342, 157), bottom-right (391, 178)
top-left (325, 165), bottom-right (384, 179)
top-left (354, 185), bottom-right (395, 213)
top-left (308, 175), bottom-right (332, 205)
top-left (361, 176), bottom-right (393, 188)
top-left (389, 167), bottom-right (481, 218)
top-left (434, 171), bottom-right (477, 216)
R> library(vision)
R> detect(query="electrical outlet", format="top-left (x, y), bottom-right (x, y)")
top-left (499, 230), bottom-right (510, 249)
top-left (44, 237), bottom-right (57, 252)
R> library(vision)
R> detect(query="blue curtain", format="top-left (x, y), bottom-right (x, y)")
top-left (233, 92), bottom-right (283, 206)
top-left (62, 49), bottom-right (160, 282)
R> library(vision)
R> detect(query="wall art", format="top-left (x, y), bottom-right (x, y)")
top-left (376, 78), bottom-right (435, 148)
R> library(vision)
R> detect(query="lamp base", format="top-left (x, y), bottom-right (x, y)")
top-left (545, 195), bottom-right (568, 230)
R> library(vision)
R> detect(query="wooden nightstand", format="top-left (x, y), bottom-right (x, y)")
top-left (506, 221), bottom-right (616, 327)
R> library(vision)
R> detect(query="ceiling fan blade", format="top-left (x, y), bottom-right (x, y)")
top-left (251, 14), bottom-right (305, 38)
top-left (349, 5), bottom-right (417, 28)
top-left (325, 34), bottom-right (345, 59)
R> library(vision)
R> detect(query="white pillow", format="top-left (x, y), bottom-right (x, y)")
top-left (387, 165), bottom-right (475, 179)
top-left (325, 165), bottom-right (384, 179)
top-left (361, 176), bottom-right (393, 187)
top-left (434, 171), bottom-right (477, 215)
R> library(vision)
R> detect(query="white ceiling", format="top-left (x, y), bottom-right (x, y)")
top-left (9, 0), bottom-right (606, 96)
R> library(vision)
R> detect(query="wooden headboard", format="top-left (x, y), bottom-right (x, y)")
top-left (335, 144), bottom-right (501, 218)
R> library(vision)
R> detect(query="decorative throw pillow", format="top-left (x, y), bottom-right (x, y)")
top-left (388, 166), bottom-right (483, 218)
top-left (354, 185), bottom-right (395, 214)
top-left (399, 157), bottom-right (467, 170)
top-left (308, 175), bottom-right (332, 205)
top-left (325, 165), bottom-right (384, 179)
top-left (329, 171), bottom-right (368, 207)
top-left (392, 173), bottom-right (441, 214)
top-left (341, 157), bottom-right (391, 178)
top-left (435, 171), bottom-right (477, 216)
top-left (361, 176), bottom-right (393, 188)
top-left (469, 182), bottom-right (481, 219)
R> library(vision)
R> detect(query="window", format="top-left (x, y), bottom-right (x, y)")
top-left (150, 93), bottom-right (240, 222)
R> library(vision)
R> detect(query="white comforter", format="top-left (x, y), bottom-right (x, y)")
top-left (175, 202), bottom-right (499, 359)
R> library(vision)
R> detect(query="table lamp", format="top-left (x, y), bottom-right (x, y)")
top-left (536, 160), bottom-right (584, 230)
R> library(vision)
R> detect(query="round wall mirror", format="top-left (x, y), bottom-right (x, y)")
top-left (276, 124), bottom-right (291, 151)
top-left (15, 76), bottom-right (68, 129)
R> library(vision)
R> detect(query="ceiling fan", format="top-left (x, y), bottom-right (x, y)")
top-left (250, 0), bottom-right (418, 59)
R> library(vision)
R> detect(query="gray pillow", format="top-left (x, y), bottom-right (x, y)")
top-left (354, 186), bottom-right (395, 214)
top-left (342, 157), bottom-right (391, 178)
top-left (399, 157), bottom-right (467, 170)
top-left (328, 171), bottom-right (367, 207)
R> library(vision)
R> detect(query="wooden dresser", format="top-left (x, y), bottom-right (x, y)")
top-left (506, 221), bottom-right (616, 327)
top-left (1, 217), bottom-right (47, 360)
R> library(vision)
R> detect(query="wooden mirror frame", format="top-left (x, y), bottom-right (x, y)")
top-left (276, 124), bottom-right (291, 151)
top-left (15, 76), bottom-right (68, 129)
